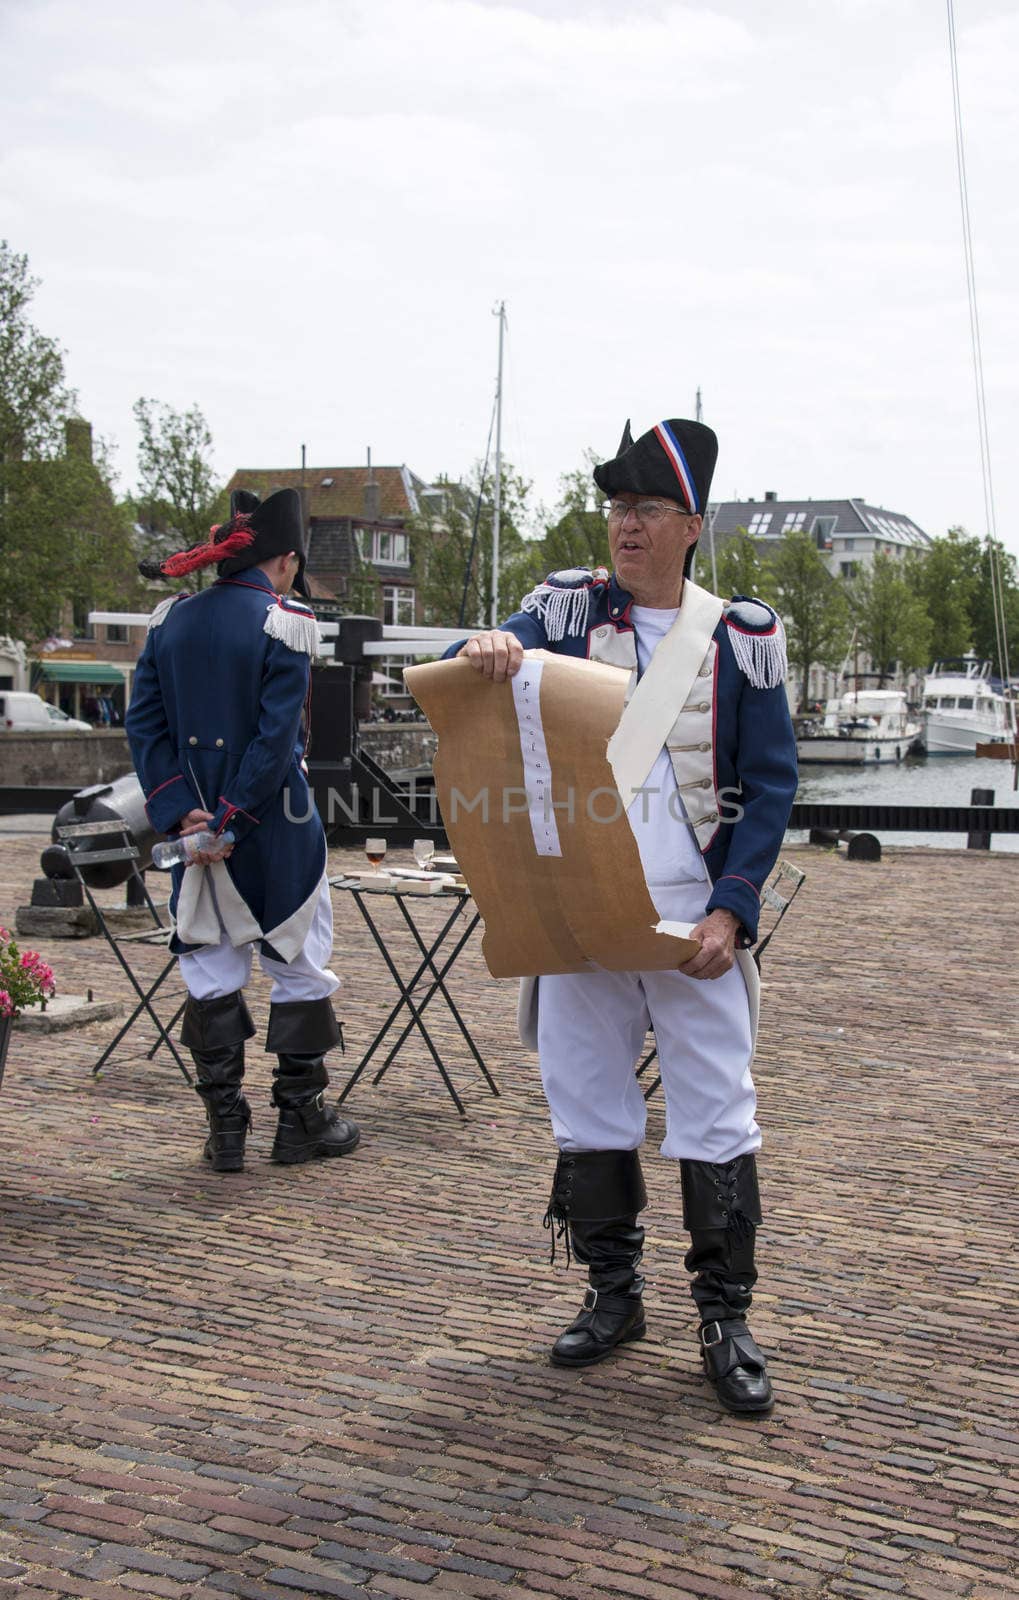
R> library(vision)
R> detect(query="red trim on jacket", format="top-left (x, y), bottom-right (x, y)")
top-left (725, 617), bottom-right (778, 637)
top-left (716, 872), bottom-right (761, 899)
top-left (215, 797), bottom-right (260, 836)
top-left (219, 576), bottom-right (312, 617)
top-left (218, 577), bottom-right (276, 595)
top-left (700, 645), bottom-right (722, 854)
top-left (146, 774), bottom-right (184, 802)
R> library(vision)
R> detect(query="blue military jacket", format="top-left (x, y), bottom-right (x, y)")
top-left (125, 569), bottom-right (325, 959)
top-left (444, 568), bottom-right (798, 944)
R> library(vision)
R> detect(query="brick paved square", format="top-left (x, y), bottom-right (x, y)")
top-left (1, 833), bottom-right (1017, 1597)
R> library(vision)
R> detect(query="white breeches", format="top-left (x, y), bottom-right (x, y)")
top-left (536, 883), bottom-right (760, 1164)
top-left (178, 877), bottom-right (339, 1004)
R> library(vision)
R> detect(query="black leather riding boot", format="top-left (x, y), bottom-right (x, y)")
top-left (681, 1154), bottom-right (773, 1415)
top-left (180, 990), bottom-right (256, 1173)
top-left (545, 1149), bottom-right (648, 1368)
top-left (266, 998), bottom-right (360, 1165)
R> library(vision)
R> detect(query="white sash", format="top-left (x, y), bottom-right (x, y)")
top-left (606, 579), bottom-right (724, 803)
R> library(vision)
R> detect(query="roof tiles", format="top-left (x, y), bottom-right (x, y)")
top-left (224, 465), bottom-right (428, 521)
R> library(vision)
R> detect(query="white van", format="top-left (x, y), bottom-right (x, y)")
top-left (0, 692), bottom-right (92, 732)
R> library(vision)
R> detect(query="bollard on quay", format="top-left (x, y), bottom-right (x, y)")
top-left (967, 787), bottom-right (994, 850)
top-left (808, 826), bottom-right (882, 862)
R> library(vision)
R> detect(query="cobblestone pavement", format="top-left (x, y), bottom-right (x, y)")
top-left (1, 834), bottom-right (1017, 1600)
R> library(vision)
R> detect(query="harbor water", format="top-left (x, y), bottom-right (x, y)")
top-left (792, 752), bottom-right (1019, 853)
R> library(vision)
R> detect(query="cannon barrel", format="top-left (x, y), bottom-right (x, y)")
top-left (50, 773), bottom-right (156, 888)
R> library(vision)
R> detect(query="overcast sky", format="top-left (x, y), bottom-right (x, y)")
top-left (2, 0), bottom-right (1017, 554)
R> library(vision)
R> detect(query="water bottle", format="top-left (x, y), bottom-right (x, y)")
top-left (151, 830), bottom-right (235, 869)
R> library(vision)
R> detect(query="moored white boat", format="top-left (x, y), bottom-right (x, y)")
top-left (796, 689), bottom-right (923, 766)
top-left (923, 657), bottom-right (1013, 755)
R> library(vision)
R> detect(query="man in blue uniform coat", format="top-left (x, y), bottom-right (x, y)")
top-left (126, 487), bottom-right (360, 1174)
top-left (448, 419), bottom-right (797, 1414)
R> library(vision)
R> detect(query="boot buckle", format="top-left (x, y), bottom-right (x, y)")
top-left (583, 1287), bottom-right (598, 1311)
top-left (700, 1320), bottom-right (724, 1348)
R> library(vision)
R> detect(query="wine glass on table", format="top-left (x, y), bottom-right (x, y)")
top-left (413, 838), bottom-right (435, 871)
top-left (365, 837), bottom-right (387, 873)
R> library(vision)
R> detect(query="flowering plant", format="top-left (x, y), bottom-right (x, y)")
top-left (0, 927), bottom-right (57, 1019)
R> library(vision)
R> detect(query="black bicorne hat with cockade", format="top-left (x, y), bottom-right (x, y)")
top-left (593, 417), bottom-right (719, 577)
top-left (138, 487), bottom-right (311, 598)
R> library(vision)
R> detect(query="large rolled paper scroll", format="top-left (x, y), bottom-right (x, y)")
top-left (405, 650), bottom-right (699, 978)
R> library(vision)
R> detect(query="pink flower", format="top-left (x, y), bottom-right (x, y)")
top-left (12, 950), bottom-right (56, 1000)
top-left (0, 990), bottom-right (13, 1019)
top-left (21, 951), bottom-right (53, 979)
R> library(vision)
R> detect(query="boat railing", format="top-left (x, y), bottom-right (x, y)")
top-left (928, 657), bottom-right (993, 681)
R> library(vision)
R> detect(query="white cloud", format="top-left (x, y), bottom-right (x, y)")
top-left (0, 0), bottom-right (1016, 555)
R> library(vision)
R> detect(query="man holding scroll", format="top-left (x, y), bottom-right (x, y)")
top-left (453, 419), bottom-right (797, 1415)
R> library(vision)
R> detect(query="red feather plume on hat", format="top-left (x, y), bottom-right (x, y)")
top-left (154, 515), bottom-right (255, 579)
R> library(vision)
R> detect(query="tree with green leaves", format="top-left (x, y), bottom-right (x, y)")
top-left (0, 241), bottom-right (74, 462)
top-left (770, 529), bottom-right (851, 708)
top-left (537, 456), bottom-right (612, 577)
top-left (709, 528), bottom-right (776, 603)
top-left (904, 528), bottom-right (979, 661)
top-left (970, 537), bottom-right (1019, 677)
top-left (409, 459), bottom-right (533, 627)
top-left (132, 397), bottom-right (227, 571)
top-left (904, 526), bottom-right (1018, 676)
top-left (0, 241), bottom-right (135, 642)
top-left (846, 550), bottom-right (932, 685)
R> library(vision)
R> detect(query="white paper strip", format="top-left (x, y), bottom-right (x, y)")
top-left (512, 659), bottom-right (562, 857)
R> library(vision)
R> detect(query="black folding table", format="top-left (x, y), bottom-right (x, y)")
top-left (329, 875), bottom-right (498, 1117)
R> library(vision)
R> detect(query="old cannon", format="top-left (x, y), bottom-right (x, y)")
top-left (35, 773), bottom-right (156, 904)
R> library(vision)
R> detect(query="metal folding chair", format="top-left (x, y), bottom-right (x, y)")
top-left (635, 859), bottom-right (807, 1102)
top-left (54, 820), bottom-right (191, 1084)
top-left (754, 858), bottom-right (807, 961)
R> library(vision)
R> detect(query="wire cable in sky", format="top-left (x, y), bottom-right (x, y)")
top-left (946, 0), bottom-right (1012, 698)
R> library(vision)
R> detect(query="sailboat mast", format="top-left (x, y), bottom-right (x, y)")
top-left (946, 0), bottom-right (1016, 783)
top-left (490, 301), bottom-right (506, 627)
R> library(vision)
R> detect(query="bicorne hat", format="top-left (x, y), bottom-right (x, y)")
top-left (138, 486), bottom-right (311, 598)
top-left (593, 418), bottom-right (718, 576)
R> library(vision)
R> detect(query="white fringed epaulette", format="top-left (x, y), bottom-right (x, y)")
top-left (147, 593), bottom-right (189, 632)
top-left (519, 566), bottom-right (607, 642)
top-left (263, 599), bottom-right (319, 656)
top-left (723, 596), bottom-right (788, 688)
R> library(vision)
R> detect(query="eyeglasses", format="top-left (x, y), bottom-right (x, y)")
top-left (606, 498), bottom-right (692, 523)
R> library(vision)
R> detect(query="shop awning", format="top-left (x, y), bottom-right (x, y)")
top-left (37, 661), bottom-right (125, 685)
